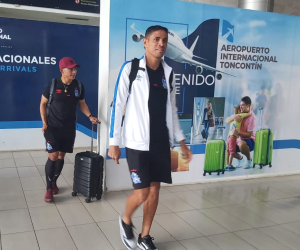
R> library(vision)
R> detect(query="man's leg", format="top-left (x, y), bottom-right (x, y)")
top-left (141, 182), bottom-right (160, 237)
top-left (120, 188), bottom-right (149, 250)
top-left (123, 188), bottom-right (150, 225)
top-left (238, 140), bottom-right (253, 169)
top-left (232, 140), bottom-right (251, 168)
top-left (120, 148), bottom-right (150, 250)
top-left (45, 152), bottom-right (58, 202)
top-left (52, 152), bottom-right (66, 194)
top-left (232, 143), bottom-right (243, 168)
top-left (238, 141), bottom-right (251, 160)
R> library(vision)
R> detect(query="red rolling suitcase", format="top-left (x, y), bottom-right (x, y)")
top-left (72, 123), bottom-right (103, 203)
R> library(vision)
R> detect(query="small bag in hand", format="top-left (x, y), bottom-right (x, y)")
top-left (209, 117), bottom-right (214, 127)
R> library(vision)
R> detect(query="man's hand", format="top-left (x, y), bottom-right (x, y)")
top-left (42, 123), bottom-right (48, 134)
top-left (234, 114), bottom-right (242, 123)
top-left (108, 146), bottom-right (121, 164)
top-left (89, 116), bottom-right (100, 124)
top-left (180, 141), bottom-right (192, 163)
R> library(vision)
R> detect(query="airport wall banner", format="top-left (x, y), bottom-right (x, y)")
top-left (0, 17), bottom-right (99, 149)
top-left (106, 0), bottom-right (300, 190)
top-left (0, 0), bottom-right (100, 14)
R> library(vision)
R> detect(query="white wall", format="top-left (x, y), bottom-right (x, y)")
top-left (182, 0), bottom-right (300, 16)
top-left (0, 3), bottom-right (99, 26)
top-left (0, 129), bottom-right (97, 151)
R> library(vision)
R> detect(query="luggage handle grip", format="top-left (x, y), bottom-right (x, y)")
top-left (91, 121), bottom-right (101, 154)
top-left (258, 107), bottom-right (263, 130)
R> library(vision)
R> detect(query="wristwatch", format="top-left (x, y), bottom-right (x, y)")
top-left (88, 114), bottom-right (92, 118)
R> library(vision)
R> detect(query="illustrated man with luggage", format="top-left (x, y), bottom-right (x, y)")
top-left (108, 25), bottom-right (192, 250)
top-left (40, 57), bottom-right (99, 202)
top-left (225, 96), bottom-right (256, 170)
top-left (202, 101), bottom-right (213, 140)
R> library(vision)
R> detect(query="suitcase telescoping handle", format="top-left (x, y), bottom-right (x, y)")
top-left (258, 107), bottom-right (263, 130)
top-left (91, 122), bottom-right (101, 154)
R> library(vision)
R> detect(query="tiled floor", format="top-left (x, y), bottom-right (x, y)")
top-left (2, 150), bottom-right (300, 249)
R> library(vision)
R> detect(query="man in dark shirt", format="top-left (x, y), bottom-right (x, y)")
top-left (40, 57), bottom-right (99, 202)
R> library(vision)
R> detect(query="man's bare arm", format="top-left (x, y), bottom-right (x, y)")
top-left (40, 96), bottom-right (48, 133)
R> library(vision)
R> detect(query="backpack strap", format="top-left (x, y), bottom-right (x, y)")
top-left (169, 70), bottom-right (174, 93)
top-left (128, 58), bottom-right (141, 94)
top-left (120, 58), bottom-right (145, 126)
top-left (46, 78), bottom-right (56, 116)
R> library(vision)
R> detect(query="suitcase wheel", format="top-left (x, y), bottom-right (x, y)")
top-left (222, 170), bottom-right (225, 174)
top-left (85, 197), bottom-right (91, 203)
top-left (269, 163), bottom-right (272, 168)
top-left (260, 164), bottom-right (263, 169)
top-left (217, 171), bottom-right (220, 175)
top-left (209, 172), bottom-right (212, 175)
top-left (72, 191), bottom-right (77, 197)
top-left (253, 164), bottom-right (255, 168)
top-left (96, 195), bottom-right (101, 200)
top-left (203, 172), bottom-right (206, 176)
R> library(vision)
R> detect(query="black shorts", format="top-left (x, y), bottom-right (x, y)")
top-left (126, 148), bottom-right (172, 189)
top-left (44, 126), bottom-right (76, 153)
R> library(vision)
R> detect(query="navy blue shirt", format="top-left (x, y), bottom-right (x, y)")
top-left (147, 63), bottom-right (170, 152)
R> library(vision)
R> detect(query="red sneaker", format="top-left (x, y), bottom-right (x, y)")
top-left (45, 189), bottom-right (54, 202)
top-left (52, 182), bottom-right (59, 195)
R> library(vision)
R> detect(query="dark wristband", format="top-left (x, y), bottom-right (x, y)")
top-left (88, 115), bottom-right (92, 118)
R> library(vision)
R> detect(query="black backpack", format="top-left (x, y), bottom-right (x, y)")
top-left (111, 58), bottom-right (174, 126)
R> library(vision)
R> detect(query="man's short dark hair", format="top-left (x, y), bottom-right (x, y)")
top-left (241, 96), bottom-right (251, 106)
top-left (145, 25), bottom-right (168, 38)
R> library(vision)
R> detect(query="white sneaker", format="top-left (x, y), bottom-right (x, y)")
top-left (244, 160), bottom-right (252, 169)
top-left (235, 156), bottom-right (243, 168)
top-left (119, 216), bottom-right (136, 250)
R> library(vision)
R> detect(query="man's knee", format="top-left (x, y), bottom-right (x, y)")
top-left (48, 152), bottom-right (59, 161)
top-left (58, 152), bottom-right (66, 160)
top-left (133, 188), bottom-right (150, 204)
top-left (149, 182), bottom-right (160, 197)
top-left (238, 141), bottom-right (249, 153)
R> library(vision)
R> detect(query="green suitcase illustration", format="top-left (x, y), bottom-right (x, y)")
top-left (253, 129), bottom-right (273, 169)
top-left (203, 140), bottom-right (226, 176)
top-left (253, 107), bottom-right (273, 169)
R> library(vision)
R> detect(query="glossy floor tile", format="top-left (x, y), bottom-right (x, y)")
top-left (180, 237), bottom-right (222, 250)
top-left (200, 207), bottom-right (253, 232)
top-left (68, 223), bottom-right (114, 250)
top-left (1, 231), bottom-right (39, 250)
top-left (208, 232), bottom-right (257, 250)
top-left (35, 227), bottom-right (77, 250)
top-left (234, 228), bottom-right (291, 250)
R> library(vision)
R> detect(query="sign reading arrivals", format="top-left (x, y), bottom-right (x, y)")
top-left (0, 0), bottom-right (100, 14)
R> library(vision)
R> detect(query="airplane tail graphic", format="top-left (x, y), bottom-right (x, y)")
top-left (189, 36), bottom-right (207, 60)
top-left (189, 36), bottom-right (199, 53)
top-left (130, 23), bottom-right (135, 29)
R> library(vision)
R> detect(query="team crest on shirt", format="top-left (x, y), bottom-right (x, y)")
top-left (162, 77), bottom-right (168, 89)
top-left (131, 172), bottom-right (141, 184)
top-left (136, 75), bottom-right (142, 81)
top-left (74, 89), bottom-right (79, 97)
top-left (46, 142), bottom-right (53, 150)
